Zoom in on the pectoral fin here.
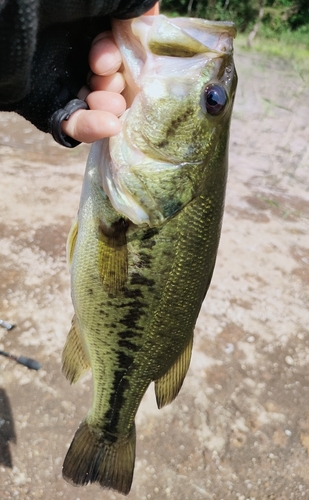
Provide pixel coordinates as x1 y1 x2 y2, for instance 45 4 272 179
62 315 90 384
98 218 129 294
66 219 78 267
154 335 193 409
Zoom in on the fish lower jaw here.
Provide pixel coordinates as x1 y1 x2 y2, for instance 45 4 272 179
104 176 151 225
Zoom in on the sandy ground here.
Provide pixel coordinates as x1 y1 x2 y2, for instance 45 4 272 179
0 46 308 500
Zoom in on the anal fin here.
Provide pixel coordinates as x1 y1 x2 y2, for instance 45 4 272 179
155 335 193 409
62 315 90 384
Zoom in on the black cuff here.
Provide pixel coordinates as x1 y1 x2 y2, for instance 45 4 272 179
50 98 89 148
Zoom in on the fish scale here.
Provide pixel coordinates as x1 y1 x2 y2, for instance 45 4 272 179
61 14 237 495
106 183 227 427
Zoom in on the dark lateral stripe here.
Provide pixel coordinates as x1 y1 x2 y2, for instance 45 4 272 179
106 369 131 433
130 273 155 287
118 330 140 339
102 227 158 435
138 252 152 268
117 351 134 369
119 312 145 325
117 299 146 333
118 340 140 351
141 227 158 240
116 299 144 310
123 288 144 299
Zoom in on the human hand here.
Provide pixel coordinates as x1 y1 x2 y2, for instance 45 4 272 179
61 32 126 144
61 2 159 145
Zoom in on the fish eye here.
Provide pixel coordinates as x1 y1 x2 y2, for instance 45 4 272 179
202 84 227 116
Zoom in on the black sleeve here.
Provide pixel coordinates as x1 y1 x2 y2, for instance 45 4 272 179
0 0 157 138
0 0 39 104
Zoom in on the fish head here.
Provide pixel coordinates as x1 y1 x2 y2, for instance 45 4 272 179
103 15 237 225
116 15 237 162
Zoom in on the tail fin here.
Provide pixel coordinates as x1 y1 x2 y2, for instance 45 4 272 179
62 420 136 495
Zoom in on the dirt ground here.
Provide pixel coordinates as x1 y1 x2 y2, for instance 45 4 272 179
0 46 308 500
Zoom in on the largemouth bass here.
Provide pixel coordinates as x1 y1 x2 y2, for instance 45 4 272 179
62 14 237 495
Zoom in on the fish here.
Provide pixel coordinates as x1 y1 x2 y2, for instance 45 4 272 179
61 14 237 495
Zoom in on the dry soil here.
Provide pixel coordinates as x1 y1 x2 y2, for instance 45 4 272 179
0 47 308 500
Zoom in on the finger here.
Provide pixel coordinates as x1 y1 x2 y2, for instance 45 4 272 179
145 3 160 15
89 34 122 76
77 85 91 100
62 91 126 143
62 109 122 143
89 72 125 93
85 91 126 116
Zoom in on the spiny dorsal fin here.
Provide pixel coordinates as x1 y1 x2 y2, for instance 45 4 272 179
66 218 78 267
62 315 90 384
97 218 129 294
154 335 193 409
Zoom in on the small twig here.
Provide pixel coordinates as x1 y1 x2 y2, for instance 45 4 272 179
247 0 265 48
187 0 194 15
0 319 16 331
0 350 42 370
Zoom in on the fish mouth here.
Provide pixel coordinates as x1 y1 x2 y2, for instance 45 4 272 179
112 15 237 107
132 16 236 58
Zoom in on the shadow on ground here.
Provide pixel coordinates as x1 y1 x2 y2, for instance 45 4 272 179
0 388 16 468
